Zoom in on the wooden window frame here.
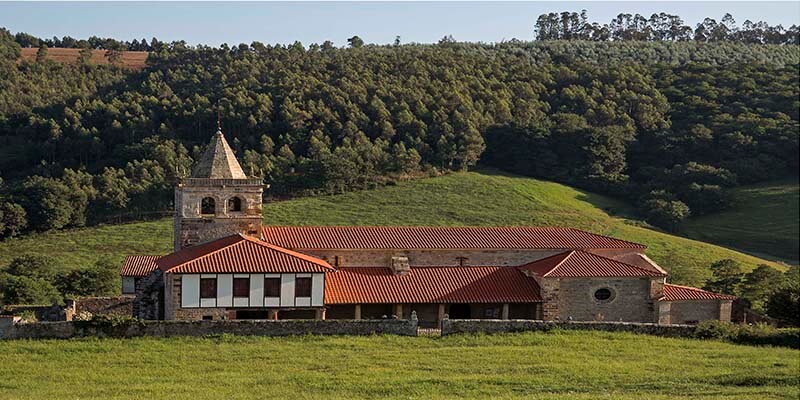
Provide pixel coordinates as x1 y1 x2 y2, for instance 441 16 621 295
233 277 250 298
200 277 217 299
264 277 281 298
295 277 312 298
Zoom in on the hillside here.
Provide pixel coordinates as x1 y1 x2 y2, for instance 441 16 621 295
0 331 796 399
18 47 148 68
682 179 799 264
0 171 782 287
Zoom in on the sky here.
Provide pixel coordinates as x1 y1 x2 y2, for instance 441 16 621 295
1 2 799 47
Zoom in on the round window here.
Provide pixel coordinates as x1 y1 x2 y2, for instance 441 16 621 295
594 288 613 301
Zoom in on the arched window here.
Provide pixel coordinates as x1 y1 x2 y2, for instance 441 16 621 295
228 197 242 212
200 197 216 215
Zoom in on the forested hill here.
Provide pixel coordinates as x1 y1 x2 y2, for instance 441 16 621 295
0 27 798 239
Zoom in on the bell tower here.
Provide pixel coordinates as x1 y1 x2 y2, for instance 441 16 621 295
173 127 264 250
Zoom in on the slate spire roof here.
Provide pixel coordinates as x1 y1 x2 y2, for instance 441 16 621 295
191 128 248 179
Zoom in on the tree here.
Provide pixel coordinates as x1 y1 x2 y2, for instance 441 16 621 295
5 254 60 282
0 275 62 305
35 44 48 62
764 268 799 326
741 264 786 310
0 202 27 237
105 48 123 65
704 259 744 295
641 198 690 232
347 36 364 48
77 46 93 65
57 259 118 297
17 176 76 231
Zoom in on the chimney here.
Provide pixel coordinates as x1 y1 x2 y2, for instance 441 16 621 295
390 256 410 276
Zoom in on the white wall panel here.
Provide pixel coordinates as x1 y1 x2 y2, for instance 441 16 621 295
311 273 324 306
295 297 311 307
200 298 216 308
217 274 233 307
249 273 264 307
233 297 249 307
181 274 200 308
281 274 295 307
265 297 280 307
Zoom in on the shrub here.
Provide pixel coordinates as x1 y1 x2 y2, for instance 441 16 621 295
694 320 800 349
641 197 690 232
1 275 62 305
57 259 119 297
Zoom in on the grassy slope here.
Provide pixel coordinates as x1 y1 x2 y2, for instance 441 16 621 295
0 171 782 287
0 331 796 400
682 179 799 264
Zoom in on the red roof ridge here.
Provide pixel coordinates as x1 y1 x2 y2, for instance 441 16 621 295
253 238 334 270
157 234 333 273
662 283 737 301
519 249 665 278
157 234 243 272
573 249 666 276
563 227 647 249
261 226 646 250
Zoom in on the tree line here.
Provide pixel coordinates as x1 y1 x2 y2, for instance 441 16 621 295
13 32 165 51
534 10 799 44
0 24 797 239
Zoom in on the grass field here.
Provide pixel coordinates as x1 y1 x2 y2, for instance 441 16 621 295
0 331 796 400
0 171 784 287
683 179 799 264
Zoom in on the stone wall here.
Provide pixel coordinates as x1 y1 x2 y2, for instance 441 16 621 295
669 300 732 324
133 270 163 320
1 305 64 321
550 277 657 323
441 319 696 337
68 297 134 320
1 318 418 340
174 180 263 250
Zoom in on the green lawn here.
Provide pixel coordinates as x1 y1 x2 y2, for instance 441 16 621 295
682 179 799 264
0 331 796 400
0 171 784 287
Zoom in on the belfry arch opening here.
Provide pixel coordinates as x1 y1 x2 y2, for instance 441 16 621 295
228 196 242 212
200 197 216 215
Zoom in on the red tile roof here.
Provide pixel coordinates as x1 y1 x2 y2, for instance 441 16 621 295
262 226 645 250
156 234 333 274
324 266 542 304
120 255 160 277
518 250 666 278
662 284 736 301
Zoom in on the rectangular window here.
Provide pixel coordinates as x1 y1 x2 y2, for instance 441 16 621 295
233 277 250 297
265 277 281 297
200 277 217 299
295 277 312 298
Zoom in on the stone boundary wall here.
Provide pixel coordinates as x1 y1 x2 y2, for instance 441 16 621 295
441 319 696 337
0 318 418 340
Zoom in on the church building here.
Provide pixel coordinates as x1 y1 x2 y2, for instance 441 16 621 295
121 129 735 326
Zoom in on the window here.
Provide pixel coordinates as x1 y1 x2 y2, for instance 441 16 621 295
593 288 613 302
265 277 281 297
200 277 217 299
233 277 250 297
295 277 312 297
201 197 216 215
228 197 242 212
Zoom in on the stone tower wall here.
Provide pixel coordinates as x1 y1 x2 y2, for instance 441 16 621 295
174 179 263 250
